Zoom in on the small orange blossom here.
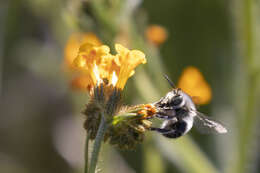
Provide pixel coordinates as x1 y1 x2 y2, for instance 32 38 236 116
177 66 212 105
145 25 168 46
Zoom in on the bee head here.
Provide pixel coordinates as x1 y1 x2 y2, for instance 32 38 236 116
159 75 186 109
170 88 185 108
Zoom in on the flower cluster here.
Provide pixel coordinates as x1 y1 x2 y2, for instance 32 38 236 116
73 43 146 93
73 43 154 149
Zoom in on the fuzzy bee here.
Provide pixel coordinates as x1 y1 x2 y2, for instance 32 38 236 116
151 75 227 138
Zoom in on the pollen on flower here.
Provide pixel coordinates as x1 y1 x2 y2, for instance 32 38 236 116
177 66 212 105
106 104 155 149
137 104 157 119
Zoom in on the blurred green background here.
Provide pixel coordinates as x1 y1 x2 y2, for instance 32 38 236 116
1 0 260 173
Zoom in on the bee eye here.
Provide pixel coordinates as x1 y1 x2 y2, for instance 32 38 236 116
172 96 183 106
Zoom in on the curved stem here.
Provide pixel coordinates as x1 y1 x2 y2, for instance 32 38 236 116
88 114 107 173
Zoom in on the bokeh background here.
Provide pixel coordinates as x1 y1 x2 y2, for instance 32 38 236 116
1 0 260 173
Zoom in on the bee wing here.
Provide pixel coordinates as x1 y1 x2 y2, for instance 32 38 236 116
193 111 227 134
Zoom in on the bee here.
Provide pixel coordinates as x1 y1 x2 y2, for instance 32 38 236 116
151 75 227 138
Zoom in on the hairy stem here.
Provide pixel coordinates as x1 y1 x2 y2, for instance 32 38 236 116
88 114 107 173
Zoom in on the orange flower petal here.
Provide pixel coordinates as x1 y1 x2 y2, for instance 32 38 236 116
177 66 212 105
145 25 168 46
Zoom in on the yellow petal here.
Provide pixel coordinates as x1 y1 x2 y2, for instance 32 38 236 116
115 44 129 57
73 55 86 68
130 50 146 64
78 43 95 53
115 44 146 89
64 32 102 69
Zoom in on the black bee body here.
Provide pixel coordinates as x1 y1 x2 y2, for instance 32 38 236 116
154 119 188 138
151 89 196 138
151 86 227 138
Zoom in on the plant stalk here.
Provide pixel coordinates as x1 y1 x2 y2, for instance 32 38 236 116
84 133 90 173
88 114 107 173
231 0 260 172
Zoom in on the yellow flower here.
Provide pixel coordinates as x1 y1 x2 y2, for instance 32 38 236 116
78 43 147 143
177 66 212 105
145 25 168 46
63 32 102 90
73 43 146 93
64 32 102 69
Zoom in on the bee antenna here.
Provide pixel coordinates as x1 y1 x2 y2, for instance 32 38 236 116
163 74 176 88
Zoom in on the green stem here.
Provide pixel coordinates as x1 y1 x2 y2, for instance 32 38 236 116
88 114 107 173
230 0 260 172
243 0 253 66
84 133 90 173
233 75 258 173
90 0 118 45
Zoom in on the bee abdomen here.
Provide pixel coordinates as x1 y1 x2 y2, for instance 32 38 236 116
162 131 184 138
163 121 187 138
151 121 188 139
